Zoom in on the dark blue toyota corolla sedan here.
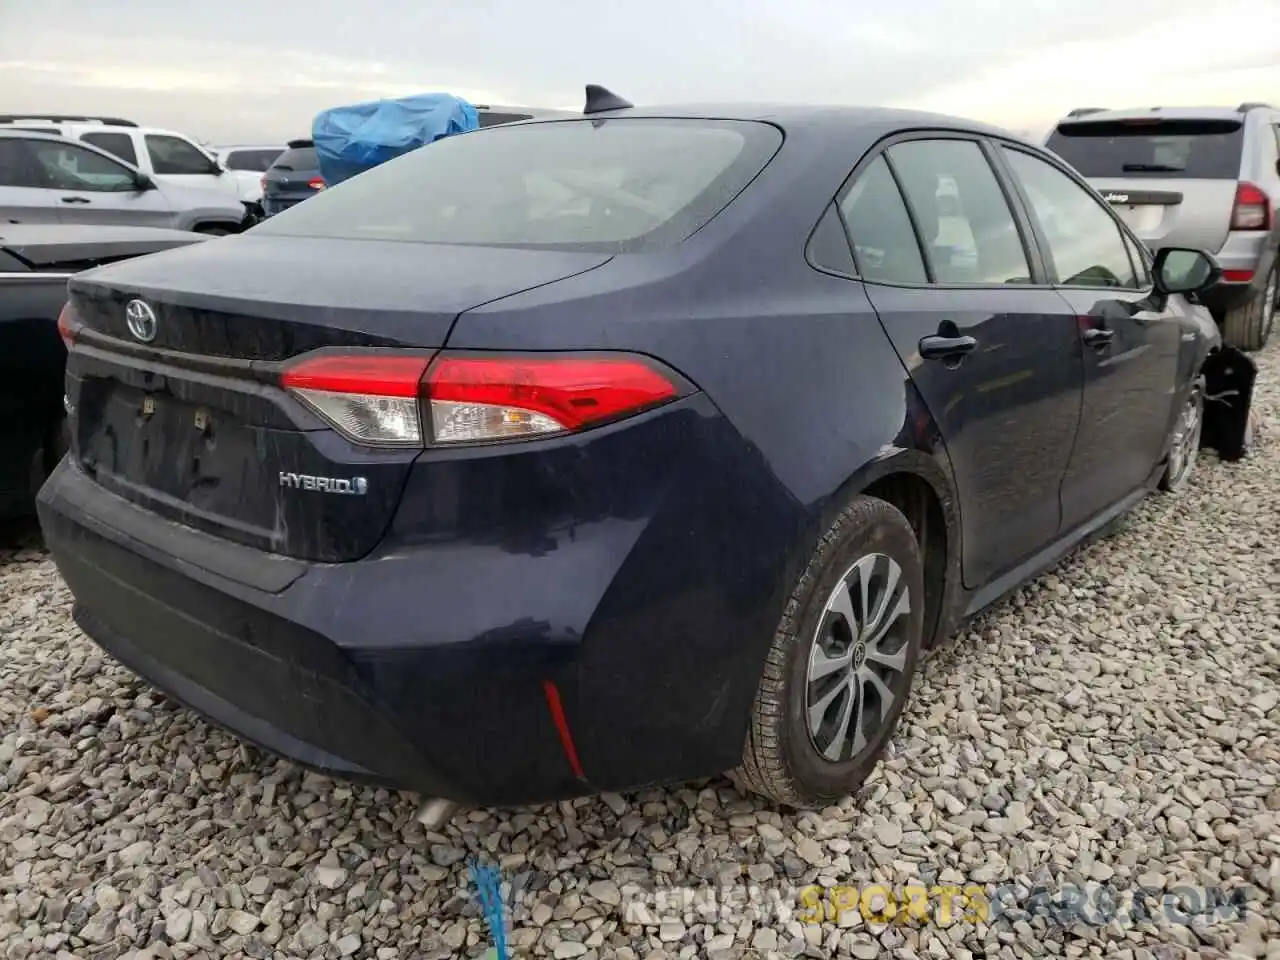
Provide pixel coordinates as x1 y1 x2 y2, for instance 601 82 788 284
39 89 1254 822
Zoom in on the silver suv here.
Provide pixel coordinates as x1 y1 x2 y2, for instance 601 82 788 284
1046 103 1279 350
0 131 249 235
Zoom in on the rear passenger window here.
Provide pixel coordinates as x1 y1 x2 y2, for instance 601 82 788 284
226 149 282 171
0 139 38 187
808 203 857 275
838 155 927 284
887 139 1032 285
80 132 138 166
1002 148 1139 289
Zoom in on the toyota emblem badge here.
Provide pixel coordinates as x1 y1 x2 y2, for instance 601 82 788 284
125 299 158 343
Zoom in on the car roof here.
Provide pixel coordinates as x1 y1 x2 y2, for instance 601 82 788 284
0 128 80 141
520 102 1030 143
0 224 207 268
1054 105 1264 125
480 104 579 117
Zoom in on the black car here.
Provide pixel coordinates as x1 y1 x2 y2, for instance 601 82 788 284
38 92 1255 823
0 224 206 520
261 140 322 217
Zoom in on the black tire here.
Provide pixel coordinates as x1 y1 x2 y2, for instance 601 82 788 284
1221 266 1276 352
736 495 925 807
1160 378 1204 493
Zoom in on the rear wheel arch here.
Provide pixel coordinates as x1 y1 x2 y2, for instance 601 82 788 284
804 452 961 651
861 469 954 650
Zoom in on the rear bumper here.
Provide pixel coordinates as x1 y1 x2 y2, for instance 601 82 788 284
37 394 803 805
40 461 573 803
262 195 309 217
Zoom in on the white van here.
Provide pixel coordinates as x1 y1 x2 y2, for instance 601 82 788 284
0 114 244 203
209 144 286 203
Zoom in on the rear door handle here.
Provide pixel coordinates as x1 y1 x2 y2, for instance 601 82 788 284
60 196 91 204
919 334 978 360
1082 327 1115 347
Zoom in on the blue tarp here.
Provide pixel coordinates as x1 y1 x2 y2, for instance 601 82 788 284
312 92 479 187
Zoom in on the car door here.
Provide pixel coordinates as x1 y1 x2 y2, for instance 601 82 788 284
144 133 235 197
997 145 1184 530
833 137 1084 589
24 138 177 228
0 139 62 225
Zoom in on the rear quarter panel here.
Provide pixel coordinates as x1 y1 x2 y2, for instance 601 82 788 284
444 188 961 784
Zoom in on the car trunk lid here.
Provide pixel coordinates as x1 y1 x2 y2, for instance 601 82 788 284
1046 116 1245 252
1085 177 1240 250
65 234 611 562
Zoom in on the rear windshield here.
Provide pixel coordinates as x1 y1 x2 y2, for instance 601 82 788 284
253 118 782 252
270 146 317 171
228 148 283 171
1046 118 1244 179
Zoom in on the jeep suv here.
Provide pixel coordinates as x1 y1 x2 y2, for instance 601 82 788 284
1046 103 1279 350
0 131 250 234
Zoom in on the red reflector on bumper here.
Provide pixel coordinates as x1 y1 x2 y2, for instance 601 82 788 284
542 680 586 779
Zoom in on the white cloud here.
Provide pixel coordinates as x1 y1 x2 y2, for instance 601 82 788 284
0 0 1275 141
900 0 1279 129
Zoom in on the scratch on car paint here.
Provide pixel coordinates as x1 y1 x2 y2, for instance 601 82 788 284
1098 344 1151 368
698 678 732 729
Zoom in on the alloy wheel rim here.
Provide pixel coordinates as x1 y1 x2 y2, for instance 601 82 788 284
1167 391 1202 490
1263 269 1277 344
805 553 912 762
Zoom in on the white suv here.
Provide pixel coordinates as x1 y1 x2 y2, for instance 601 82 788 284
0 114 245 204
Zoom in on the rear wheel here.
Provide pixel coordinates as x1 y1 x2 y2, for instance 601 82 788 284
736 495 925 807
1221 266 1276 352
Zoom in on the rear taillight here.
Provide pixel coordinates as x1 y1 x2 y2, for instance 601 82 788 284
308 177 325 191
281 354 430 447
424 354 680 444
260 173 267 194
1230 182 1270 231
57 301 80 348
280 351 683 447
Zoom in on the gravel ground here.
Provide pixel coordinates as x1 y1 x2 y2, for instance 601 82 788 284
3 343 1279 960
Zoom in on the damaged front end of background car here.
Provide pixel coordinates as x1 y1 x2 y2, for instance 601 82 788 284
1200 345 1258 462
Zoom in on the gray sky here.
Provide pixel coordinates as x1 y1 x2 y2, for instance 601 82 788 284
2 0 1277 144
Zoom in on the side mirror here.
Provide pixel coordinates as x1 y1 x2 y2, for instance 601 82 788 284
1152 247 1221 296
134 173 157 191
